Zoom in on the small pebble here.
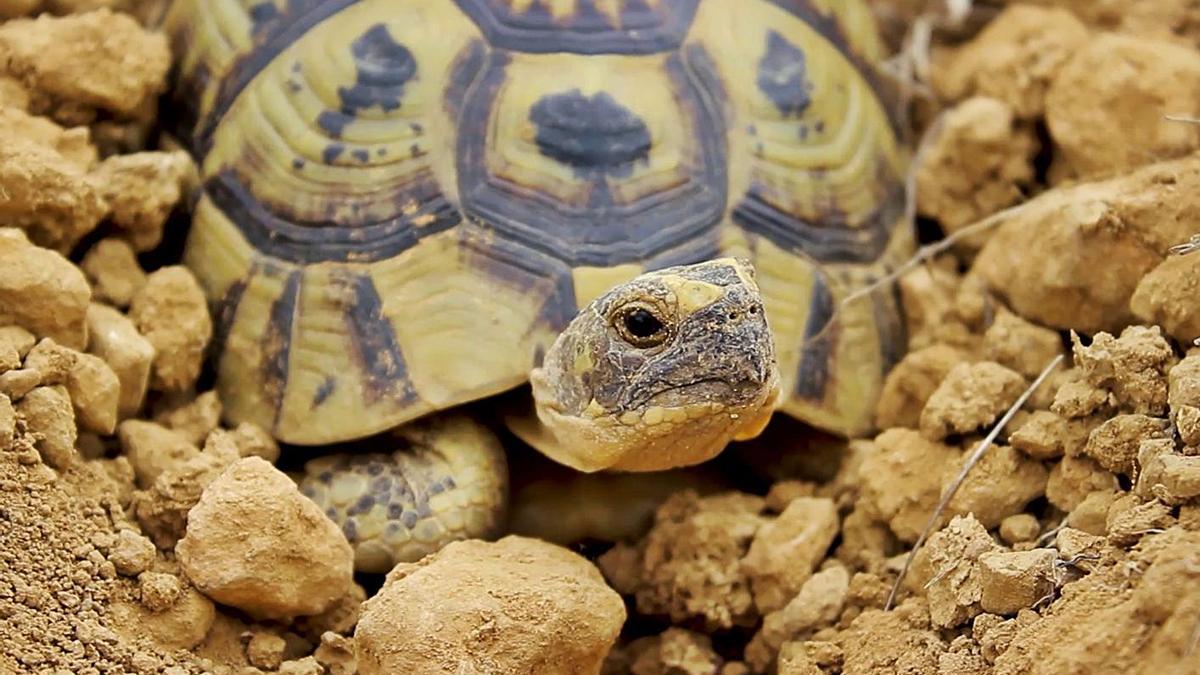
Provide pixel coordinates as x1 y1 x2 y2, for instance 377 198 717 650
153 390 221 446
0 367 41 400
17 385 77 469
22 337 76 385
66 351 120 434
978 549 1059 615
0 233 91 349
138 572 181 613
999 514 1041 545
118 419 200 488
80 238 147 308
86 303 154 417
0 393 12 450
108 529 155 577
128 266 212 393
247 632 287 671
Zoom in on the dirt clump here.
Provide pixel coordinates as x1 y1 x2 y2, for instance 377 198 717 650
1132 252 1200 344
177 456 356 620
1046 33 1200 182
933 4 1090 119
0 8 169 120
128 265 211 394
356 536 625 675
916 97 1036 238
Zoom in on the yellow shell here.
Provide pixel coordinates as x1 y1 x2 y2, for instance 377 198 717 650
164 0 912 446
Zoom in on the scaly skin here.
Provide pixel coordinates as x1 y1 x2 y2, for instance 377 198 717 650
516 258 781 472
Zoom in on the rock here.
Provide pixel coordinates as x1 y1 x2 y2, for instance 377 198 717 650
131 435 239 549
153 390 221 446
983 309 1064 381
108 529 155 576
0 233 90 349
0 134 106 252
0 326 35 371
925 515 1000 629
1054 528 1105 566
932 4 1090 118
999 514 1040 545
314 632 357 675
839 603 945 674
1178 406 1200 448
1072 327 1176 416
1009 410 1094 461
86 302 154 417
920 362 1027 441
229 421 280 463
247 632 287 671
860 428 959 542
295 584 366 643
776 643 826 675
1046 455 1118 512
1106 498 1175 546
1083 414 1170 477
947 446 1048 530
1051 379 1112 419
1066 490 1117 537
138 571 182 613
128 266 212 393
80 238 146 308
17 385 77 469
23 337 76 384
896 262 978 353
973 156 1200 334
1130 250 1200 345
597 492 765 630
875 345 968 430
0 106 96 170
745 565 849 672
0 9 171 117
0 393 12 451
0 367 39 400
91 151 195 251
356 536 625 675
629 629 723 675
742 497 839 613
279 657 323 675
176 457 354 620
1136 438 1200 505
916 97 1036 237
978 549 1058 615
66 351 120 434
1169 354 1200 445
118 419 200 488
1046 33 1200 181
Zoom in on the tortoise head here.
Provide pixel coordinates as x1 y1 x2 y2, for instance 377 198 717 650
523 258 781 472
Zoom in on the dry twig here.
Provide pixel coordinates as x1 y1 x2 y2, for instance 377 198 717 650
885 353 1065 610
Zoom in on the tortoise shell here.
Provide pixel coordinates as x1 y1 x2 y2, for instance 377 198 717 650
163 0 913 445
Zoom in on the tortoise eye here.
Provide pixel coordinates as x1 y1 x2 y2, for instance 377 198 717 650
616 306 668 348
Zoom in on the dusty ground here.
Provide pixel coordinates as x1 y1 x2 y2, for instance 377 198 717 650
1 1 1199 674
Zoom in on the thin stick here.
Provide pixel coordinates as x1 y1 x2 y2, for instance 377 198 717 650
1165 114 1200 124
885 354 1065 611
1170 234 1200 256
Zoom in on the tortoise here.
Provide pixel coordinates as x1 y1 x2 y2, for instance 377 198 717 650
160 0 912 572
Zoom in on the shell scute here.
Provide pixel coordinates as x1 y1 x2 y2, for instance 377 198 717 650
169 0 912 442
